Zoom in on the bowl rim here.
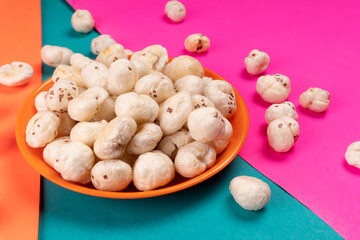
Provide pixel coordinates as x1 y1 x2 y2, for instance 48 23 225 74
15 66 249 199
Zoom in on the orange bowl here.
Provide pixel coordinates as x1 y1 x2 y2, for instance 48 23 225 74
15 67 249 199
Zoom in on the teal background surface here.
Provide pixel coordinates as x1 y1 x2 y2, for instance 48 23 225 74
39 1 342 239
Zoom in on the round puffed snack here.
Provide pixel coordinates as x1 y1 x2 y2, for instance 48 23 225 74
70 53 92 72
256 74 291 104
41 45 73 68
91 160 132 191
163 55 204 81
107 58 137 95
91 34 116 55
91 96 116 122
175 141 216 178
81 61 109 89
244 49 270 75
191 94 215 110
130 60 149 79
267 117 300 152
184 34 210 53
133 151 175 191
174 75 205 95
67 87 108 121
142 45 169 72
53 141 95 184
265 101 298 124
345 141 360 169
204 80 237 118
127 123 163 155
70 120 107 147
299 87 330 113
230 176 271 211
43 136 71 168
115 92 159 124
93 116 137 160
26 110 60 148
158 92 193 135
52 64 86 88
158 128 193 159
0 61 33 87
210 117 233 154
34 91 48 112
57 112 77 137
45 79 79 113
134 72 174 103
71 9 95 33
96 43 127 68
165 0 186 22
187 107 226 143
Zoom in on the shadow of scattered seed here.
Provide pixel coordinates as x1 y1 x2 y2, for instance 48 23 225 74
162 15 184 25
252 92 271 108
297 104 328 119
226 196 265 222
240 68 258 81
343 160 360 176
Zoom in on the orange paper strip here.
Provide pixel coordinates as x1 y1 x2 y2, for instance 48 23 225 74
0 0 42 239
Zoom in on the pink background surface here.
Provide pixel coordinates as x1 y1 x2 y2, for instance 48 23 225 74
68 0 360 238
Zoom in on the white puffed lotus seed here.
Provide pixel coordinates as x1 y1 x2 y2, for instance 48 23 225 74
134 72 174 103
96 43 127 68
174 75 205 95
267 117 300 152
91 34 116 55
107 58 137 95
191 94 215 110
43 136 71 168
256 74 291 104
265 101 298 124
115 92 159 124
204 80 237 118
26 110 60 148
70 53 92 72
91 96 116 122
133 151 175 191
57 112 77 137
127 123 163 155
67 87 108 121
165 0 186 22
70 120 107 147
93 116 137 160
0 61 33 87
130 60 149 79
158 92 193 135
230 176 271 211
71 9 95 33
53 141 95 184
210 117 233 154
244 49 270 75
91 160 132 191
345 141 360 169
299 87 330 113
174 141 216 178
187 107 226 143
41 45 73 68
81 61 109 89
52 64 86 88
131 50 158 72
35 91 48 112
158 128 193 159
164 55 204 81
45 79 79 113
142 45 168 72
202 76 213 85
184 34 210 53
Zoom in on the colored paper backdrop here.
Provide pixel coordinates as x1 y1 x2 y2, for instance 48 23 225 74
0 0 42 239
67 0 360 239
